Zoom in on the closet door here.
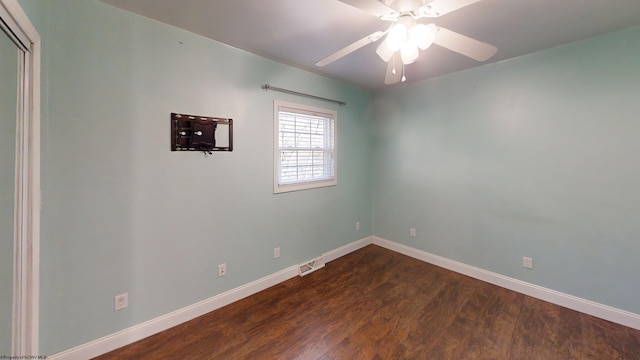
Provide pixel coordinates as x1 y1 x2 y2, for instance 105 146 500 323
0 0 40 355
0 20 19 355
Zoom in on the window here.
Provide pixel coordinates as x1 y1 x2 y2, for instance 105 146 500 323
274 101 337 193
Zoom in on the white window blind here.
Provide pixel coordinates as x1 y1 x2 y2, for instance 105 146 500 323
274 101 337 193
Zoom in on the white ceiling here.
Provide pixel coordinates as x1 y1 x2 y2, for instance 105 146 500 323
100 0 640 90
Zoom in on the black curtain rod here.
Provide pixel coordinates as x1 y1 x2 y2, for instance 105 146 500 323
262 84 346 106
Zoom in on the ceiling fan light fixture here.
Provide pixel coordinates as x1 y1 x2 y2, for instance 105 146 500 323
316 0 497 86
386 23 407 52
400 39 419 64
410 23 437 50
376 39 395 62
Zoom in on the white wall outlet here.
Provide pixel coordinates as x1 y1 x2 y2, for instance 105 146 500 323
218 263 227 277
523 256 534 269
410 227 416 237
114 293 128 311
274 247 280 259
355 221 360 231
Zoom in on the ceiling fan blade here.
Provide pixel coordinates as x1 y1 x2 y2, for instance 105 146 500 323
316 31 385 67
433 26 497 61
384 52 403 84
338 0 397 18
422 0 483 17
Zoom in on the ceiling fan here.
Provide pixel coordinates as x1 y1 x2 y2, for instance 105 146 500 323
315 0 497 84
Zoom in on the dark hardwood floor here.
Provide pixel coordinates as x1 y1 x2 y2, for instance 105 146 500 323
95 245 640 359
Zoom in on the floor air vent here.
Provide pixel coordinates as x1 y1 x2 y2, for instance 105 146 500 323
298 256 325 277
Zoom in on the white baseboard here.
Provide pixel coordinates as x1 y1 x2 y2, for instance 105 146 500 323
372 236 640 331
48 236 373 360
322 236 372 263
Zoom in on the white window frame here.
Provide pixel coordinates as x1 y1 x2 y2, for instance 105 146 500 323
273 100 337 193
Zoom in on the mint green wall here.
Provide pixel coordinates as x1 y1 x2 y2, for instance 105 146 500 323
34 0 371 354
0 26 19 355
372 26 640 315
15 0 44 34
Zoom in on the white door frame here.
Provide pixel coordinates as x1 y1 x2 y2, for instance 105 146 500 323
0 0 40 356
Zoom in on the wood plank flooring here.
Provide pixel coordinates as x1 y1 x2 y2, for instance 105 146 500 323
95 245 640 359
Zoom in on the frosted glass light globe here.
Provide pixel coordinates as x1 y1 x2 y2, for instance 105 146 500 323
410 23 437 50
386 23 407 52
376 39 395 62
400 38 419 64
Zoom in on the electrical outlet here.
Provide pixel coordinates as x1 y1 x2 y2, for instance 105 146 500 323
355 221 360 231
114 293 128 311
218 263 227 277
410 228 416 237
522 257 533 269
274 247 280 259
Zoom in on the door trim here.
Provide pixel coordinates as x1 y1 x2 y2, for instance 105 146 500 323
0 0 40 356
